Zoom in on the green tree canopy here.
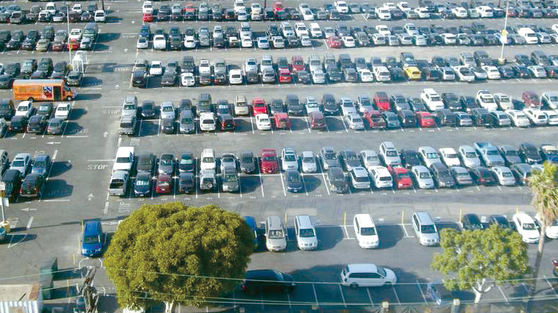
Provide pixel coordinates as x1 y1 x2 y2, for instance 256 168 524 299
104 202 254 312
432 224 530 303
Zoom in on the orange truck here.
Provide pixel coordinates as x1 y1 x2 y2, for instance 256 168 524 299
12 79 77 101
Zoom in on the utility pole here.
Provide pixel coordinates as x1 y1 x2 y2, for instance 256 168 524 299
498 0 510 64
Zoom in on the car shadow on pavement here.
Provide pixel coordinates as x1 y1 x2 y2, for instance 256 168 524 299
55 267 88 281
49 161 72 177
315 226 344 250
376 224 404 249
240 176 261 194
3 233 36 244
63 122 84 135
42 179 74 200
302 175 322 192
138 121 159 137
69 108 87 121
81 76 103 88
76 93 102 101
97 32 120 43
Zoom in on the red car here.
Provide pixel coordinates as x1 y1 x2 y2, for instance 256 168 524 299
273 1 284 13
363 110 386 129
155 174 172 194
388 167 413 189
278 68 292 83
51 41 65 52
373 92 391 111
260 149 278 174
66 39 80 51
416 112 436 127
142 12 153 22
326 36 342 48
273 112 291 129
308 111 326 129
251 97 268 115
522 91 540 107
291 55 305 72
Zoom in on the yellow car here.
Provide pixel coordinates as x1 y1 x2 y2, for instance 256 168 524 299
404 66 422 80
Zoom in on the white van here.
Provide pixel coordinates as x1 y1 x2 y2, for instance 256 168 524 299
368 166 393 188
412 212 439 246
340 264 397 288
518 28 538 44
113 147 135 173
420 88 445 111
294 215 318 250
200 149 216 171
265 216 287 251
45 2 56 14
309 23 322 38
475 6 493 17
353 214 379 248
349 167 371 190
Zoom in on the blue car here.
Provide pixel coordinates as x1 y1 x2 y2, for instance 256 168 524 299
81 219 104 257
31 154 52 177
244 216 260 251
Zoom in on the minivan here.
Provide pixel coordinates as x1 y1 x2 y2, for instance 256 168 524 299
81 219 104 257
294 215 318 250
412 212 439 246
340 263 397 288
1 169 22 201
234 95 249 116
82 22 98 40
265 216 287 251
353 214 379 248
179 110 195 134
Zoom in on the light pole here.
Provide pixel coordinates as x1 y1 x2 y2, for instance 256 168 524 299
67 6 72 67
498 0 510 64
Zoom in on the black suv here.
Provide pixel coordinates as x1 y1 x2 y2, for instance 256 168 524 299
241 270 295 294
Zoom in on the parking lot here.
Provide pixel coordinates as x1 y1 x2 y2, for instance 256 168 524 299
1 0 558 311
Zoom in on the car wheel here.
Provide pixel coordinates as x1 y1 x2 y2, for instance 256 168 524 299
350 283 358 289
384 282 392 287
28 97 34 101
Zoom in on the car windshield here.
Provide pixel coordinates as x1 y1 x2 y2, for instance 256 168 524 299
284 154 296 161
324 152 335 160
303 157 313 163
83 235 100 244
419 172 431 179
545 149 558 155
224 174 238 181
522 223 536 230
345 154 358 161
158 179 170 186
269 229 284 239
17 106 28 112
161 159 172 165
487 150 498 156
12 160 24 167
202 157 214 163
263 156 276 161
361 227 376 236
136 179 150 186
299 228 314 237
465 152 476 158
139 158 152 165
421 225 436 233
398 172 410 179
34 161 46 168
426 153 438 159
386 151 397 157
288 173 300 182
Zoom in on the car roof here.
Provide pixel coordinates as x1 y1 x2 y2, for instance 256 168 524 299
346 263 378 273
83 219 102 236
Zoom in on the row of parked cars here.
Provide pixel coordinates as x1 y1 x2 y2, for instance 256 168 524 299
0 23 99 52
109 137 552 200
117 87 558 137
140 0 558 23
0 58 83 89
0 3 106 24
0 150 54 201
240 209 551 304
132 50 558 89
0 100 71 136
135 20 558 51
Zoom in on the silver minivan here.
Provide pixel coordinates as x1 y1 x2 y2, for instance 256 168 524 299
121 95 138 118
179 110 195 134
265 216 287 252
294 215 318 250
412 212 439 246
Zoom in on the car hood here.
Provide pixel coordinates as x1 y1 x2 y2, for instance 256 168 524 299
134 183 150 194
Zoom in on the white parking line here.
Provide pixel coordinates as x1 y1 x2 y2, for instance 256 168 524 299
338 285 347 308
498 285 509 303
341 223 352 239
301 174 309 196
391 285 401 305
279 171 287 197
417 280 428 304
258 172 265 197
544 276 558 299
312 284 320 307
26 217 34 230
366 288 374 306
